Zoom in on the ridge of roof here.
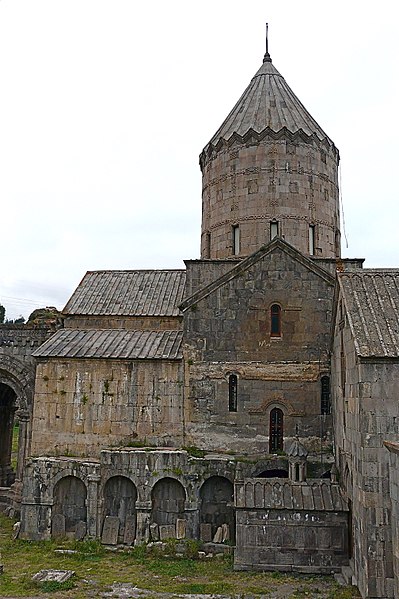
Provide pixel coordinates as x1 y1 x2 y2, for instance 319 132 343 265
179 238 335 312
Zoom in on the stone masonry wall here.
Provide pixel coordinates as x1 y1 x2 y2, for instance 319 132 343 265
201 137 340 259
30 358 184 458
384 442 399 599
183 246 334 454
332 302 398 598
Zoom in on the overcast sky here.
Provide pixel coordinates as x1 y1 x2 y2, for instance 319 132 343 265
0 1 397 320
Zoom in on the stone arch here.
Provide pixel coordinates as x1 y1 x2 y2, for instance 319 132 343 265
0 355 35 414
103 476 137 544
199 476 235 542
151 477 186 530
52 475 87 537
252 457 288 479
255 468 288 479
0 356 35 487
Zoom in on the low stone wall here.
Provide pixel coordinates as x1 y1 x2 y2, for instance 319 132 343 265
234 479 349 574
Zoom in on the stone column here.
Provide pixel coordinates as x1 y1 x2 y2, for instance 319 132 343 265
86 473 101 538
11 410 30 516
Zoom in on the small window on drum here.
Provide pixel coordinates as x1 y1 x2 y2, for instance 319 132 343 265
228 374 238 412
270 304 281 337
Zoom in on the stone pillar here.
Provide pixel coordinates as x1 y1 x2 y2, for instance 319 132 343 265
86 474 101 538
10 411 31 516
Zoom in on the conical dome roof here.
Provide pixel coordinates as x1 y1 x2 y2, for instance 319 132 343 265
205 54 334 152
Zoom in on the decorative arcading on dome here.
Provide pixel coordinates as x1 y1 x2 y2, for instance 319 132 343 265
200 57 338 167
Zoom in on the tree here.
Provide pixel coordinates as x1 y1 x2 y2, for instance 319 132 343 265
0 304 5 324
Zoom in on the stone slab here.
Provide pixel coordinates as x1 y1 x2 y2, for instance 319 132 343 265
32 569 75 583
200 523 212 542
123 515 136 545
159 524 176 540
176 518 186 540
101 516 119 545
51 514 65 539
75 520 86 541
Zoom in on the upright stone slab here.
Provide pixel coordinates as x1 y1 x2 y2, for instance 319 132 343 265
75 520 87 541
149 522 160 541
176 519 186 540
51 514 66 539
159 524 176 540
200 523 212 542
213 526 223 543
222 523 230 542
101 516 119 545
123 516 136 545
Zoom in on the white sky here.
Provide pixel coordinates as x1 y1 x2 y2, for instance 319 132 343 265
0 1 398 320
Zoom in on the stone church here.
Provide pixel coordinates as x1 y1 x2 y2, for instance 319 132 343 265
0 36 398 599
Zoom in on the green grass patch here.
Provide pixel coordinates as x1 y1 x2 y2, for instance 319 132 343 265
0 513 361 598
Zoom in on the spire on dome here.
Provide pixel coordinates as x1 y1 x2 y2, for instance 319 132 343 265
263 22 272 63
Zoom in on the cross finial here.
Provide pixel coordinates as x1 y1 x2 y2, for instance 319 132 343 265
263 22 272 63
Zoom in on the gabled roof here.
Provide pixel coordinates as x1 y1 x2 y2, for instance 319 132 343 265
63 270 186 317
179 238 335 312
339 270 399 359
202 54 336 158
32 329 183 360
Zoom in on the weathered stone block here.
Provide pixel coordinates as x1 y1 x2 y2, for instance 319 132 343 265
101 516 119 545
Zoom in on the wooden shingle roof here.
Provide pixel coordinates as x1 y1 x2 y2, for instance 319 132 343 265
63 270 186 317
339 270 399 358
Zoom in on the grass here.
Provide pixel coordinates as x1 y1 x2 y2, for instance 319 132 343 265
0 513 361 598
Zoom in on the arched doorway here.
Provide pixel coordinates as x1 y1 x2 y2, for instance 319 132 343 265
0 382 17 486
200 476 235 542
103 476 137 544
269 407 284 452
53 476 87 537
151 477 185 530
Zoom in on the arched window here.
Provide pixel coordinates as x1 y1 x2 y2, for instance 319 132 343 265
269 408 284 453
228 374 238 412
270 304 281 337
321 376 331 415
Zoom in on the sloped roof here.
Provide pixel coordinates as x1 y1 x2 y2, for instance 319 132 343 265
339 270 399 358
236 480 347 511
179 237 335 312
203 54 335 155
63 270 186 317
32 329 183 360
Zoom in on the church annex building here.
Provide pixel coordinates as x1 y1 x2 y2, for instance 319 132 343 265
1 37 399 599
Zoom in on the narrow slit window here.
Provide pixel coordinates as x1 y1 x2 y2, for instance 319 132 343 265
321 376 331 415
206 232 211 259
309 224 315 255
232 225 240 255
270 221 279 240
270 304 281 337
228 374 238 412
